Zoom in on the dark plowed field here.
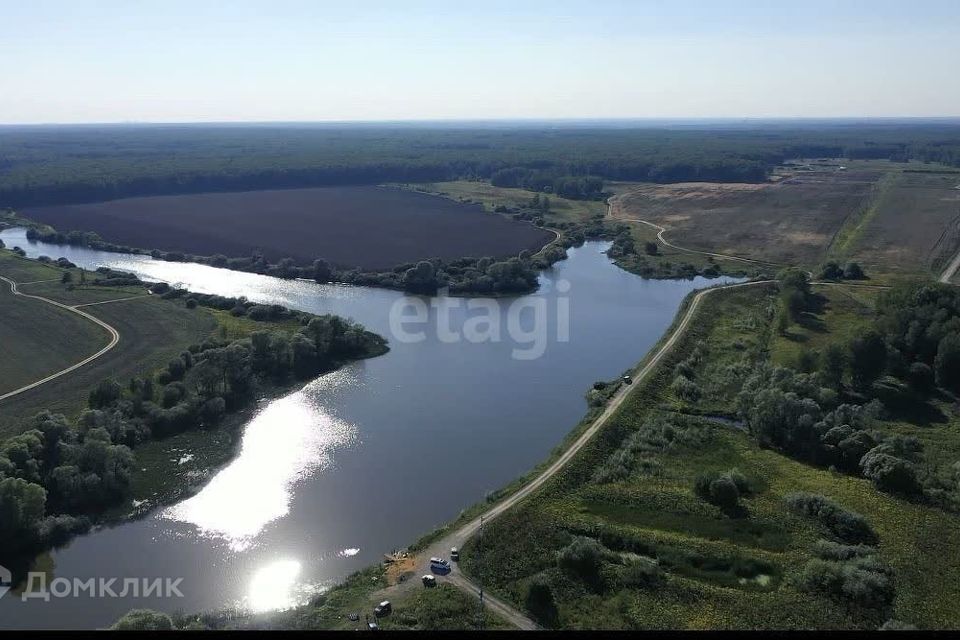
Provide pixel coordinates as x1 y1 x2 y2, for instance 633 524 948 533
23 186 553 269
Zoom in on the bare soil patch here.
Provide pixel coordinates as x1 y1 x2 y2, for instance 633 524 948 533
23 186 554 270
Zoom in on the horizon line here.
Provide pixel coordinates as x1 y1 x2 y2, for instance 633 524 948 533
2 116 960 128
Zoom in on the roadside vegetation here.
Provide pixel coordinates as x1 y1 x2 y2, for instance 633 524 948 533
457 278 960 629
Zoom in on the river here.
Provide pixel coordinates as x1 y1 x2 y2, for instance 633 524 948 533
0 228 739 629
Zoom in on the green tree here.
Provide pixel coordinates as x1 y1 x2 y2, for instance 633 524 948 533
935 333 960 394
849 331 886 390
842 262 865 280
524 575 558 625
0 477 46 548
557 536 605 586
821 344 847 390
112 609 174 631
312 259 332 283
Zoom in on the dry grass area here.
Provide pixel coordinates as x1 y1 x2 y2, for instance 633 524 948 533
611 160 960 278
610 165 881 268
843 170 960 276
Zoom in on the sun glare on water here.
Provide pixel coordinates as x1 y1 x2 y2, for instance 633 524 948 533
163 371 357 550
247 559 304 613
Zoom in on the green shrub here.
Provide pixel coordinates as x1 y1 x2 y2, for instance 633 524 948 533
112 609 174 630
784 492 878 545
621 558 665 589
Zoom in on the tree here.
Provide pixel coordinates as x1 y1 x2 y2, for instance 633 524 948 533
524 575 557 625
821 344 848 390
403 261 439 294
849 331 886 390
112 609 174 631
0 477 46 548
644 241 658 256
776 307 791 335
819 262 844 280
88 379 122 409
60 271 73 284
906 362 934 395
843 262 865 280
694 471 743 512
934 333 960 394
860 449 921 496
312 259 332 283
778 267 811 296
557 536 605 586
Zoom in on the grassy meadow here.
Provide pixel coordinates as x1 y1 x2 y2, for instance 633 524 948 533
0 249 217 437
457 283 960 629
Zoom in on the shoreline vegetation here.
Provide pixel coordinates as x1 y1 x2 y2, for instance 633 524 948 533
156 270 960 630
0 250 389 581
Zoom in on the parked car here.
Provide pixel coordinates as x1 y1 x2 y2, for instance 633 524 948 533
367 621 379 631
622 375 633 384
422 574 437 587
374 600 391 616
430 557 451 573
450 547 460 562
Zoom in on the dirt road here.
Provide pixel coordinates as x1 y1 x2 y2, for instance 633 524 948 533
375 278 774 629
0 275 121 402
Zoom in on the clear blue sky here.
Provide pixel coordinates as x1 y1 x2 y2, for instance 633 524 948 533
1 0 957 123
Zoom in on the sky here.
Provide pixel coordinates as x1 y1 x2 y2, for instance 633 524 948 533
1 0 958 123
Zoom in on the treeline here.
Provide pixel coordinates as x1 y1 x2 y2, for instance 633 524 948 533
491 168 605 200
0 300 386 568
3 123 960 207
737 274 960 512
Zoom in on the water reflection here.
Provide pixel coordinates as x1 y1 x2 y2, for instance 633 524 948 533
0 227 744 629
163 370 358 550
247 559 303 613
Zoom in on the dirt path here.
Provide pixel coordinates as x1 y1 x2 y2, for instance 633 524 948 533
0 275 122 403
606 194 780 268
375 278 774 629
939 248 960 284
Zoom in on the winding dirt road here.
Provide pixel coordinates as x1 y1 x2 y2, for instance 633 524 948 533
0 275 121 402
377 278 774 629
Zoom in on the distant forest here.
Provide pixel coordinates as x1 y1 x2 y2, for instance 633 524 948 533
1 122 959 207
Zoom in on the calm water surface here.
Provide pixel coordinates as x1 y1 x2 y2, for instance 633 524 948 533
0 228 739 629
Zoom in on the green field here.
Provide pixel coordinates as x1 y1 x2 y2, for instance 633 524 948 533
457 284 960 629
406 180 608 225
0 249 217 437
0 276 108 396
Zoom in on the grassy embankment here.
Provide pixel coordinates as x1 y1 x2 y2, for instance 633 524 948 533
456 283 960 629
0 249 216 438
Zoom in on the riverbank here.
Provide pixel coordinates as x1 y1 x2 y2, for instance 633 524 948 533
0 250 389 581
154 278 757 630
0 230 741 630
